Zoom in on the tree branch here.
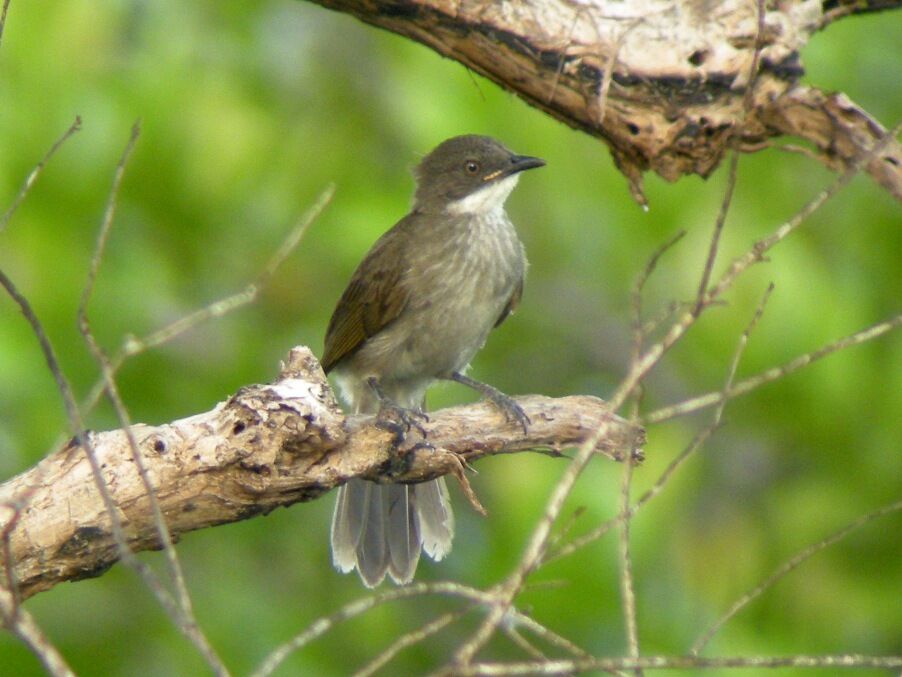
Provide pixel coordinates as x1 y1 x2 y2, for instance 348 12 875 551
0 347 643 602
305 0 901 203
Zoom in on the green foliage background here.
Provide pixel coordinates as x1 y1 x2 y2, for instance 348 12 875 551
1 0 899 674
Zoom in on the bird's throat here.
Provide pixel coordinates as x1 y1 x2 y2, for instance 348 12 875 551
444 173 521 216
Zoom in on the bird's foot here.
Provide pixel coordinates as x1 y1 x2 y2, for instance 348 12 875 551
449 372 530 434
484 389 530 434
375 401 429 447
366 376 430 445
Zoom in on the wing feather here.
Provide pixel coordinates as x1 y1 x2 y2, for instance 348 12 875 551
493 275 524 328
322 218 412 373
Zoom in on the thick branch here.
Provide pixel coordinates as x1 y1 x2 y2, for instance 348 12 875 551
0 347 643 602
306 0 901 202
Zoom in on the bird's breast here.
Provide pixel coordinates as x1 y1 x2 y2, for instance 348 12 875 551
357 210 525 382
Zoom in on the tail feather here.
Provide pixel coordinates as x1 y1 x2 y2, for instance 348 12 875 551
330 477 453 586
356 482 389 587
330 481 361 573
387 484 420 584
415 478 454 561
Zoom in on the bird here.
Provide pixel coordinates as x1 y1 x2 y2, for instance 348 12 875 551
322 134 545 587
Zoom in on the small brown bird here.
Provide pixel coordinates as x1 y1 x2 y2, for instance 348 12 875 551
323 135 545 587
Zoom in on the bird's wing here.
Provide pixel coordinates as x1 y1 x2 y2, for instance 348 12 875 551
322 221 411 373
493 275 524 328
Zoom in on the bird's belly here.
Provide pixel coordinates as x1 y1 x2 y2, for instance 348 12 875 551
368 288 508 380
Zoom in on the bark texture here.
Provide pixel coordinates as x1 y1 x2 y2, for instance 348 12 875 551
0 347 643 601
307 0 901 203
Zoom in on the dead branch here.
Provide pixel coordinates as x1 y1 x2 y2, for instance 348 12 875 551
307 0 901 203
459 654 902 674
0 346 643 602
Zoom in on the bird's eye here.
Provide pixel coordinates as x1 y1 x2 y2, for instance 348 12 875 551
464 160 480 174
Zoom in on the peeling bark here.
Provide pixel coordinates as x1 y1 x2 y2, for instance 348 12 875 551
306 0 901 203
0 347 643 601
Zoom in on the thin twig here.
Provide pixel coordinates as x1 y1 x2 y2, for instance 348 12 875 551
695 0 765 316
616 451 640 675
1 591 74 677
0 268 187 657
546 9 581 105
252 582 494 677
0 117 82 233
355 610 469 677
691 498 902 654
706 121 901 304
643 312 902 424
0 128 234 676
450 405 627 668
79 183 335 415
692 151 738 316
709 282 773 424
631 229 687 347
75 124 229 675
504 625 547 661
0 0 13 54
514 614 591 661
618 231 686 674
446 121 889 663
459 653 902 674
611 120 902 417
547 285 775 568
596 20 641 126
543 422 719 565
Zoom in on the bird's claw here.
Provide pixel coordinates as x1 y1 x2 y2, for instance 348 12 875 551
488 392 530 434
375 403 429 446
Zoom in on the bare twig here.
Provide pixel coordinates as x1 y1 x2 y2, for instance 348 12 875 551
546 423 714 566
1 590 73 677
449 395 635 668
504 625 547 661
460 653 902 674
691 0 765 316
617 229 687 673
356 609 469 677
691 499 902 654
0 267 187 662
513 614 591 662
692 151 738 316
616 452 640 676
252 582 493 677
0 0 13 54
707 121 901 304
547 285 775 568
448 120 892 665
612 121 901 415
80 183 335 415
75 124 228 676
644 312 902 424
0 117 82 233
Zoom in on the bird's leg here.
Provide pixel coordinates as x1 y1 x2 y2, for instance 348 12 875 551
448 371 530 433
366 377 429 445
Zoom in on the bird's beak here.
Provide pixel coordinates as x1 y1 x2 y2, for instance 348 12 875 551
509 154 546 173
484 154 546 182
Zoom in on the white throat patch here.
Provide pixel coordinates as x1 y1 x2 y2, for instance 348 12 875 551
445 173 521 216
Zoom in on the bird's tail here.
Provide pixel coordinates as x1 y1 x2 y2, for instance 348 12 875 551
330 477 454 587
